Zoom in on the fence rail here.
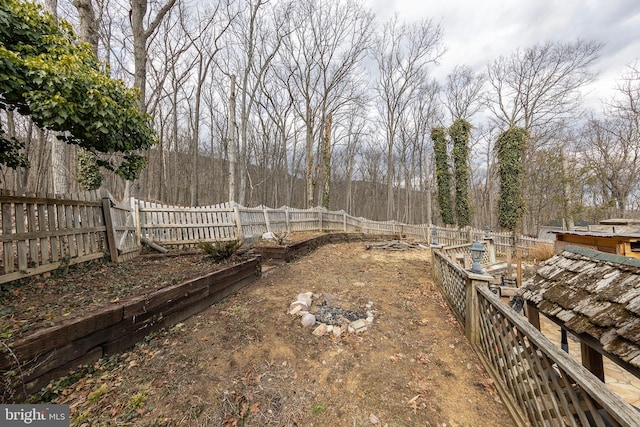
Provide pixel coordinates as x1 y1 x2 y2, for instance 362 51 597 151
432 246 640 426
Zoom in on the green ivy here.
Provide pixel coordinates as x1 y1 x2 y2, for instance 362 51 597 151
0 0 157 179
495 127 528 231
77 149 103 190
431 127 454 225
449 119 471 227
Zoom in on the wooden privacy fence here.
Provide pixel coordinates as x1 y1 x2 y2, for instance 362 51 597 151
0 191 553 284
432 248 640 426
136 201 426 247
0 191 137 284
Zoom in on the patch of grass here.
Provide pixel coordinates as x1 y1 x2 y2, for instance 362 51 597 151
127 390 148 410
88 383 108 402
311 401 327 415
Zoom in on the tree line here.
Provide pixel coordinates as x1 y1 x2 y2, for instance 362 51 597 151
1 0 639 236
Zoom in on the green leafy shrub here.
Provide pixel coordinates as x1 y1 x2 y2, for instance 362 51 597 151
198 240 242 263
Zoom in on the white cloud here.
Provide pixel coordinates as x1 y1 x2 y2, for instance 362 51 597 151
364 0 640 109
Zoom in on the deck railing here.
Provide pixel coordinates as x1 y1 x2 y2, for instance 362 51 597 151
432 246 640 426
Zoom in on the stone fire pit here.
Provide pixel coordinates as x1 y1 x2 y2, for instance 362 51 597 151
288 292 374 337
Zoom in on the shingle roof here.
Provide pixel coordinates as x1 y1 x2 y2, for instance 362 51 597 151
553 230 640 238
521 245 640 371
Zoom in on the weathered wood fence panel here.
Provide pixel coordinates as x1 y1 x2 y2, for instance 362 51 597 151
263 208 288 234
0 191 107 284
137 201 237 246
322 210 346 232
287 207 321 232
236 207 268 240
107 198 140 262
360 219 397 235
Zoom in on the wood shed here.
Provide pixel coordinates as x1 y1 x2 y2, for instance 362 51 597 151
521 245 640 382
554 230 640 258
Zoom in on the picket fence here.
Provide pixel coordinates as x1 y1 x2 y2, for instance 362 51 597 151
0 192 552 284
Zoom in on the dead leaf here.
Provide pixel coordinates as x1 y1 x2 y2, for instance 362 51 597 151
223 414 238 427
407 395 420 414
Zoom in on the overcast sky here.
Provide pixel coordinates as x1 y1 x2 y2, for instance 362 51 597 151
364 0 640 108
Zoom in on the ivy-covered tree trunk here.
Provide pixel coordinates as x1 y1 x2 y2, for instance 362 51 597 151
431 127 454 225
495 127 528 231
449 118 471 227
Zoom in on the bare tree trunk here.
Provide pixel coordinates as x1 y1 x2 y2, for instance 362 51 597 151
305 102 314 208
72 0 99 55
561 147 575 230
424 152 432 226
43 0 68 195
386 141 394 220
228 74 237 203
130 0 177 112
189 56 205 207
129 0 177 200
322 114 332 209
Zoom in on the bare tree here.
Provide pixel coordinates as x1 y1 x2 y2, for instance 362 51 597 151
182 3 234 206
444 64 485 121
578 67 640 217
257 65 300 207
228 74 238 203
486 39 603 232
486 40 603 140
281 0 374 208
227 0 292 206
373 15 444 220
397 80 441 223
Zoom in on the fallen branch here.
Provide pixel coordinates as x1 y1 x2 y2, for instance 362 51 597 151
365 240 427 251
141 237 169 253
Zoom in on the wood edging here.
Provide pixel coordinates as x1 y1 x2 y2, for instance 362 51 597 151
252 232 398 262
1 256 261 402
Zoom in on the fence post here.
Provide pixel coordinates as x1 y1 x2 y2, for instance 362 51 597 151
233 206 244 241
285 207 290 233
343 211 347 231
484 237 496 264
465 274 492 344
102 197 119 263
132 198 141 246
263 208 271 233
465 278 479 344
318 208 323 232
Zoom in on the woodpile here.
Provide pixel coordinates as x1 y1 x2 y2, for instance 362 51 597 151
365 240 428 251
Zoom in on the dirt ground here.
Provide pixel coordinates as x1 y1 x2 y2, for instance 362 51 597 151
20 239 512 426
